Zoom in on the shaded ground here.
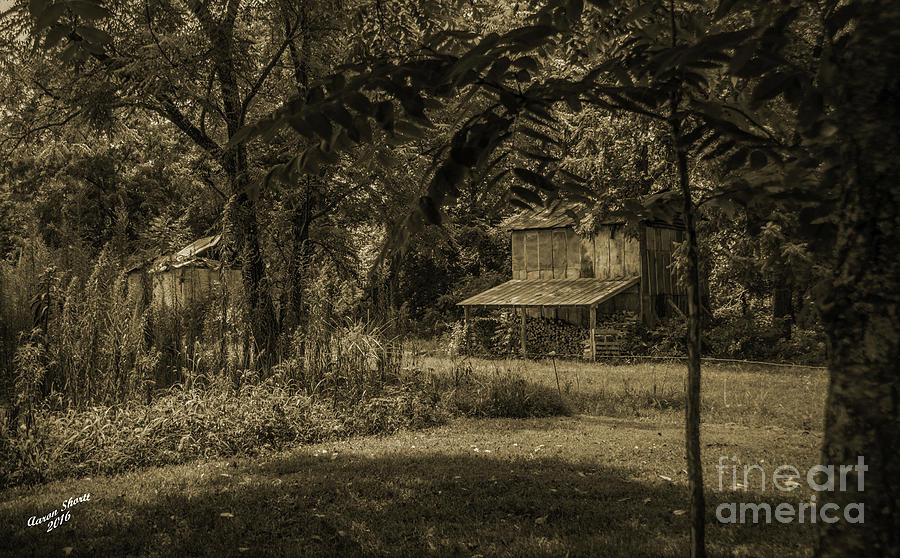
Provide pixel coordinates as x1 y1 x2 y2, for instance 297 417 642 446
0 415 821 557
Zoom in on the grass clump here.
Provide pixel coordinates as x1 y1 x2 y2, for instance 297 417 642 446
436 371 571 419
418 355 827 429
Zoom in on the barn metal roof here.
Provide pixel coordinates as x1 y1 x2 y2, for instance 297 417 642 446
457 276 639 307
503 201 582 230
502 199 688 232
123 235 235 274
175 235 222 258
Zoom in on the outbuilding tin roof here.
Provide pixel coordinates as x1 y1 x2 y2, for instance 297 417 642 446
457 276 639 307
502 201 582 230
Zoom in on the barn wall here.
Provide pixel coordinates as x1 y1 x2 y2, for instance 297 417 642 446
640 224 687 323
589 225 641 279
511 227 582 280
596 284 640 315
148 266 242 310
509 222 682 327
526 306 589 327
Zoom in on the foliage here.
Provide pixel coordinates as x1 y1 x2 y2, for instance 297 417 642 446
0 354 578 488
450 315 517 357
0 375 447 488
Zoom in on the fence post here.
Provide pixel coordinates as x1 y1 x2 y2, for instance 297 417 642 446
463 306 470 353
590 305 597 362
520 307 527 357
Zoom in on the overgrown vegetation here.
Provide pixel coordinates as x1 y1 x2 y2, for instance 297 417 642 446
0 355 572 488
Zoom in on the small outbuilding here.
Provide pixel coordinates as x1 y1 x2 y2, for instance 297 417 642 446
126 235 241 310
458 202 686 359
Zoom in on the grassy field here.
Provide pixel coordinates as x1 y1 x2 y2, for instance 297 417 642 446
415 355 827 431
0 359 828 557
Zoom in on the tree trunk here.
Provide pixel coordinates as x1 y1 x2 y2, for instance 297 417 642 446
231 191 279 364
285 179 313 334
817 160 900 556
671 94 706 558
195 0 280 363
816 2 900 554
773 267 794 340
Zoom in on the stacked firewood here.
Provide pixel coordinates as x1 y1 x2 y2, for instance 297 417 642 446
524 317 585 357
456 312 642 358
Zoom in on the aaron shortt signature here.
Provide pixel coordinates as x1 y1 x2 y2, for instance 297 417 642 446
26 493 91 533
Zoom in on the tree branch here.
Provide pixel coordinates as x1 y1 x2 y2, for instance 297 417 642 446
0 110 83 153
151 96 223 158
240 14 300 117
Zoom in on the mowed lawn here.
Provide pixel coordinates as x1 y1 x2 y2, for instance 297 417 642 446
0 361 827 557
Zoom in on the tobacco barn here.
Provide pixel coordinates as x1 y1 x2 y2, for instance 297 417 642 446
458 203 686 359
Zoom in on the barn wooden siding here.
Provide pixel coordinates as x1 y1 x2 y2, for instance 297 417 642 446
128 267 241 310
511 228 581 279
511 225 641 281
153 267 242 309
511 225 643 324
640 224 687 320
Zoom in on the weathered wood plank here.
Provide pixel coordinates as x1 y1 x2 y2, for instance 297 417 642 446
553 229 567 278
567 228 581 275
580 235 594 278
539 229 552 278
624 235 640 275
593 229 605 279
608 227 622 277
525 230 538 272
512 230 525 273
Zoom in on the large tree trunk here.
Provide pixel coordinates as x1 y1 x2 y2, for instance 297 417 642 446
817 153 900 556
816 1 900 555
231 191 279 363
196 0 280 363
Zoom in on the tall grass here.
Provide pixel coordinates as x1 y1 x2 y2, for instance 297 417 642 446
297 318 403 400
0 237 254 417
0 363 571 487
0 374 451 487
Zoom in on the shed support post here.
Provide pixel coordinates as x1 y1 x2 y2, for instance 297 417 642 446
589 305 597 361
520 307 527 357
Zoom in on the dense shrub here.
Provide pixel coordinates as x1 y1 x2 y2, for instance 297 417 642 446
0 364 572 488
449 315 517 357
635 313 826 364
